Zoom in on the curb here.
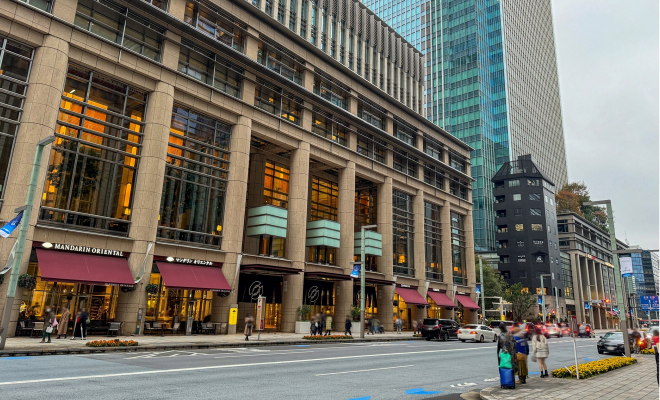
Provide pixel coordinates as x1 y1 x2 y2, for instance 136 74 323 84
0 336 423 357
479 386 497 400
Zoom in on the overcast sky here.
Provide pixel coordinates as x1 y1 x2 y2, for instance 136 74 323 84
551 0 659 249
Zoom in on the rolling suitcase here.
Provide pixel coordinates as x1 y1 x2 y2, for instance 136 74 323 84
499 367 515 389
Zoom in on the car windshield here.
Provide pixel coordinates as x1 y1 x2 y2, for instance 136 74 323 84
603 332 623 340
423 319 437 325
464 325 478 329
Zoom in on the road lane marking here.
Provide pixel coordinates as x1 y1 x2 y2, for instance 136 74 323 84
0 346 493 386
213 350 314 359
315 365 414 376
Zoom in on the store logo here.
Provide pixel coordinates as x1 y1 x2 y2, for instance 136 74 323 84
50 243 123 257
248 281 264 300
307 286 320 303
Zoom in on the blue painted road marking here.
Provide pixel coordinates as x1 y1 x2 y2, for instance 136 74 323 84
296 345 310 347
405 388 444 395
0 356 32 360
528 371 541 375
348 397 371 400
583 358 597 361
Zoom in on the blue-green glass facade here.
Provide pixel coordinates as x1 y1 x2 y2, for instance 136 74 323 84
363 0 510 251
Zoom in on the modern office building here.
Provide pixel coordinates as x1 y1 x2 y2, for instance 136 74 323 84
492 155 564 320
362 0 569 252
0 0 478 337
557 212 624 329
627 248 659 321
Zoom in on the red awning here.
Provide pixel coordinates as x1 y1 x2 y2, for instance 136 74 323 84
395 287 429 306
35 248 134 287
607 311 617 316
427 291 456 308
156 262 230 291
455 294 480 310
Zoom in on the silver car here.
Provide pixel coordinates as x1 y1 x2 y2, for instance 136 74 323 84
546 323 562 338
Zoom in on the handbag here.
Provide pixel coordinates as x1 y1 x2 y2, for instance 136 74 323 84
52 317 58 327
498 350 512 369
531 354 537 362
45 326 53 333
516 353 527 361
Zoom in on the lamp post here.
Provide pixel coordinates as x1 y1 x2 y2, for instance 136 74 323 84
478 257 486 325
540 274 551 324
359 224 378 339
587 284 596 328
0 136 56 350
584 200 630 357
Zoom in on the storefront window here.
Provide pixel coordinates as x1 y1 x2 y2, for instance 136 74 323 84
40 65 146 233
393 190 414 276
237 274 282 330
354 285 378 319
424 202 442 281
303 280 335 318
157 105 230 246
392 293 411 329
146 268 212 327
451 211 467 285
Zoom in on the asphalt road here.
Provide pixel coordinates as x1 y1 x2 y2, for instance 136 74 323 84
1 336 608 400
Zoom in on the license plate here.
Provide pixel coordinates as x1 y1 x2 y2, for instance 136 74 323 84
607 346 615 351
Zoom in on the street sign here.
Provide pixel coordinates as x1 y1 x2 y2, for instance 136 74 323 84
229 307 238 325
256 296 266 331
640 296 659 311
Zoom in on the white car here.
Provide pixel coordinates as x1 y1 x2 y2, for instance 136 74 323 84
457 324 498 343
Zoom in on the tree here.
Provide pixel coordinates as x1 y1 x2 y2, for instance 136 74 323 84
555 181 609 232
503 283 537 322
475 255 507 311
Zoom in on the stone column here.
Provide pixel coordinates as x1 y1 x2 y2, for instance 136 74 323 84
115 81 174 335
0 36 69 335
52 0 78 22
211 116 252 334
375 177 393 330
464 209 476 287
335 162 355 325
282 142 310 332
412 189 426 325
440 203 454 319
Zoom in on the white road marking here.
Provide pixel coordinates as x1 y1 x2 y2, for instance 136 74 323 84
0 346 493 386
213 350 314 359
450 382 476 388
315 365 414 376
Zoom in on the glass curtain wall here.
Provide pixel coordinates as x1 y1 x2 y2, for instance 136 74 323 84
393 190 414 276
424 202 442 281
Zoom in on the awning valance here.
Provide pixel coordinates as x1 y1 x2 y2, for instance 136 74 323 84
455 294 480 310
395 287 429 306
35 248 134 287
156 262 230 292
427 291 456 309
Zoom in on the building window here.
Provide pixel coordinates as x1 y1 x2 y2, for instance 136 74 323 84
531 223 543 231
449 153 466 173
313 77 348 109
527 179 540 187
357 131 386 163
254 82 302 126
178 39 242 98
299 0 307 37
515 224 524 232
358 100 385 130
312 112 348 146
75 0 166 62
142 0 169 10
519 271 527 278
0 37 33 210
514 208 522 216
423 164 445 190
183 1 244 52
508 179 520 187
277 0 286 24
529 193 541 201
530 208 542 216
158 105 230 246
310 176 338 221
355 185 377 231
562 255 574 299
41 65 147 234
517 240 525 246
513 194 521 201
393 148 418 178
449 177 468 200
263 161 289 208
393 190 414 276
394 118 416 146
423 135 443 161
18 0 52 12
258 43 304 85
518 255 526 263
424 202 442 281
451 212 466 285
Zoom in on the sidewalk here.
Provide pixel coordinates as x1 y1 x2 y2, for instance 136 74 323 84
0 331 421 357
480 355 657 400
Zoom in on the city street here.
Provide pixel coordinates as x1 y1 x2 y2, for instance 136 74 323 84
0 336 607 400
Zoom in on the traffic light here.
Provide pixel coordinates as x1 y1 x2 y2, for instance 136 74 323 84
604 298 610 304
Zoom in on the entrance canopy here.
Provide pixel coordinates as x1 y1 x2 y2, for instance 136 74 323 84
305 271 352 281
156 262 230 292
427 291 456 309
241 264 302 275
395 287 428 306
455 294 480 310
35 248 134 287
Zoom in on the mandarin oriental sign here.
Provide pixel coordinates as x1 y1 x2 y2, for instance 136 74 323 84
51 243 124 257
167 257 213 266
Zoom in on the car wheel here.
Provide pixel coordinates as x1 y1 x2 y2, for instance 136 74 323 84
460 339 466 342
597 349 603 354
425 337 431 341
492 334 498 342
479 335 484 343
442 333 448 341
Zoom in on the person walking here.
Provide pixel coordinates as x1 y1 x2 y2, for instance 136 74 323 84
56 306 70 339
412 319 418 334
513 326 529 384
309 316 316 336
344 316 352 336
417 320 424 335
324 313 333 336
531 326 550 378
40 306 56 343
70 310 82 340
367 317 374 335
79 308 89 340
395 316 402 334
317 314 324 336
244 315 254 341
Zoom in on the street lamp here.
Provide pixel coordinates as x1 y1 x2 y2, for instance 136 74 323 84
584 200 630 357
540 274 551 324
0 136 56 350
359 224 377 339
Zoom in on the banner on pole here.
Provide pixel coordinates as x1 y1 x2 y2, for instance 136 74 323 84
619 256 633 278
475 284 481 294
0 212 23 238
350 264 360 278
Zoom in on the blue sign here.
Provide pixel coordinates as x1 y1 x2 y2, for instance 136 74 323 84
640 296 659 311
476 284 481 294
584 301 591 310
613 307 619 314
538 295 543 305
350 264 361 278
0 212 22 238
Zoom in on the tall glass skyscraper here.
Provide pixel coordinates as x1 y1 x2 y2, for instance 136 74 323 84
363 0 568 251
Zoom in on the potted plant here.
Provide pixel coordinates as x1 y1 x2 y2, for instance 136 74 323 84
17 274 36 290
145 283 159 295
351 306 361 321
297 305 311 321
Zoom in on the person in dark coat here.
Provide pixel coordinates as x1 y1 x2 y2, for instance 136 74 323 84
40 307 55 343
244 315 254 341
367 317 374 335
79 308 89 340
496 324 518 374
344 317 352 336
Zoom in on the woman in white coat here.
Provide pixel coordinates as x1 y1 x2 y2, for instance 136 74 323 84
531 326 550 377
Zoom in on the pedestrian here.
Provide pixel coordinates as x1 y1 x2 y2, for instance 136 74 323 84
309 316 315 336
496 323 517 374
652 328 659 384
56 305 70 339
631 328 641 354
324 313 333 336
395 316 402 334
40 306 56 343
317 313 324 335
367 317 374 335
531 326 550 378
344 316 352 336
417 320 424 335
373 318 382 334
244 314 254 341
513 326 529 384
412 319 418 334
79 307 89 340
70 310 82 340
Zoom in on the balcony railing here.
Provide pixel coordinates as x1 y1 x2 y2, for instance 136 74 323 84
426 270 442 281
394 266 414 277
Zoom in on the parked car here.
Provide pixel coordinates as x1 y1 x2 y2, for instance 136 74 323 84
457 324 498 343
421 318 460 341
546 323 562 338
597 331 626 355
489 320 514 331
578 324 594 338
